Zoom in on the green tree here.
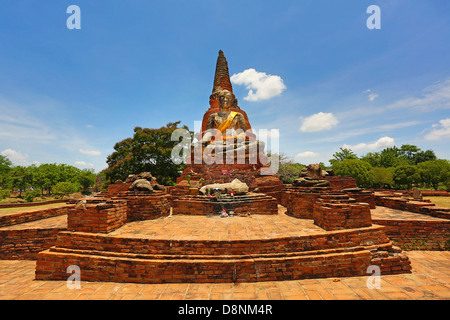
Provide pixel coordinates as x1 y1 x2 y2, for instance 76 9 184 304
361 152 381 167
0 154 13 188
329 148 358 166
32 163 59 195
399 144 421 163
9 166 33 197
105 122 191 185
393 165 419 190
77 169 96 194
57 163 81 184
379 147 407 168
24 188 42 203
331 159 373 187
413 150 437 165
370 167 394 188
53 181 81 198
417 160 450 190
277 163 305 184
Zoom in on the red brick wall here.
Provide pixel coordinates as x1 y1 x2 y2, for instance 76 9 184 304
313 201 372 231
67 200 127 233
119 193 171 221
376 196 450 219
372 218 450 250
0 206 68 228
35 248 373 283
51 225 391 257
324 176 357 191
344 191 376 209
370 250 412 274
0 228 64 260
172 194 278 216
282 190 322 219
35 224 411 284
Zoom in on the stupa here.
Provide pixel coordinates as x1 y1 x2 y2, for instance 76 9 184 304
172 50 285 201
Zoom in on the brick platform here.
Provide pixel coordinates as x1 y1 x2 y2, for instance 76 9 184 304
375 195 450 219
313 194 372 231
0 205 68 228
67 200 127 234
114 191 171 221
372 207 450 251
0 215 67 260
35 209 411 284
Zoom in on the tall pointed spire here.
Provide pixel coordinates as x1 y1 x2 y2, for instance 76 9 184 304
212 50 233 95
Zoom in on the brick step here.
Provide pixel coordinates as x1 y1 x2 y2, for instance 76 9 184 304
48 243 369 261
35 247 373 283
52 225 392 257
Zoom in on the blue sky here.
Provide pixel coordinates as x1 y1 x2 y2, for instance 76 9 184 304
0 0 449 172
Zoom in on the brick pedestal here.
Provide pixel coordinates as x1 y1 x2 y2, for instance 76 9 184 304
67 199 127 234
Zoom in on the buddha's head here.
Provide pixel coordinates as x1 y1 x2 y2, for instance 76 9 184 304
218 90 235 111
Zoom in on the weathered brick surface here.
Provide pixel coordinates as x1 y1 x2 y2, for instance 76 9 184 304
113 192 171 221
172 160 285 202
172 193 278 216
67 200 127 234
35 248 373 284
372 218 450 250
324 176 357 191
282 188 373 230
376 196 450 219
313 194 372 231
0 206 68 228
343 190 376 209
370 249 412 274
281 187 330 219
34 223 412 284
0 228 64 260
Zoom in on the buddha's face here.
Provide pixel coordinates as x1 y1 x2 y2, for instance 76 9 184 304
218 91 234 110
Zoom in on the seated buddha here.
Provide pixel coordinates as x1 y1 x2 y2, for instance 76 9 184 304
200 89 247 144
193 89 264 165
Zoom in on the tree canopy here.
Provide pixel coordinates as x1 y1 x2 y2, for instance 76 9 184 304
104 122 192 185
328 144 447 190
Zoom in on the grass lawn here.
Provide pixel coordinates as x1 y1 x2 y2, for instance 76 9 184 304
423 196 450 208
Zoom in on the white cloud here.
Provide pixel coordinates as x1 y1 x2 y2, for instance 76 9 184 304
75 161 95 168
424 118 450 140
79 149 101 156
296 151 319 158
368 93 379 101
0 149 39 166
231 68 286 101
387 79 450 112
343 136 395 151
300 112 339 132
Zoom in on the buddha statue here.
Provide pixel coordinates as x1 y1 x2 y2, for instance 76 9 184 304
189 50 266 165
201 89 247 144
